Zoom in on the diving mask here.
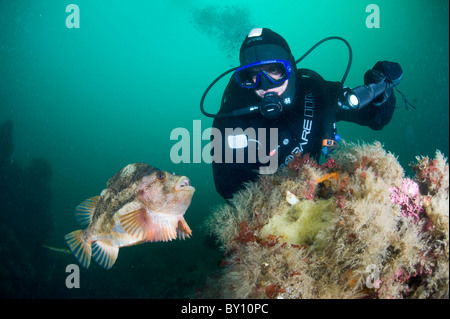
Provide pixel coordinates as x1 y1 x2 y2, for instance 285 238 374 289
235 59 292 89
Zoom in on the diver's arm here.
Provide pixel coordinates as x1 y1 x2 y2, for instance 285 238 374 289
211 81 260 199
212 161 258 200
211 116 260 199
336 61 402 130
336 90 396 130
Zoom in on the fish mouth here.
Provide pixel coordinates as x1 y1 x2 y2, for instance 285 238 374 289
175 176 195 192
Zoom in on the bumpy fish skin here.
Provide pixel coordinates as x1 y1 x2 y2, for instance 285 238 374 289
64 163 195 270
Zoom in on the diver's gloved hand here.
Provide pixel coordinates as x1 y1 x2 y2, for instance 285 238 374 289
364 61 403 105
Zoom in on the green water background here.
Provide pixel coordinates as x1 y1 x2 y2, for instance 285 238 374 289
0 0 448 298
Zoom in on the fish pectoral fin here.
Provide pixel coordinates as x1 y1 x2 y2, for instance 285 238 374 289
120 208 184 243
64 230 91 268
92 241 119 270
145 211 179 242
146 222 178 243
119 207 148 241
177 217 192 240
75 196 100 226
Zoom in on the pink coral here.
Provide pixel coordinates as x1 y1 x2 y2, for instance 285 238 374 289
321 157 340 170
288 153 319 171
389 178 424 223
402 178 420 196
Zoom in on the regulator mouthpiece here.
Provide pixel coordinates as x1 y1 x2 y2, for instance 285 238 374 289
259 92 283 119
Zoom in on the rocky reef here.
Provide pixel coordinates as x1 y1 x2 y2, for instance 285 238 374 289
204 141 449 299
0 120 55 298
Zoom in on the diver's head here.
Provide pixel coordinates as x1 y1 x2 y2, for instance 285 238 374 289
235 28 296 119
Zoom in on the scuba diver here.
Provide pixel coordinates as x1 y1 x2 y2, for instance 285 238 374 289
202 28 403 199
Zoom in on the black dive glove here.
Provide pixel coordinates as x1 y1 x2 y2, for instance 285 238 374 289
364 61 403 105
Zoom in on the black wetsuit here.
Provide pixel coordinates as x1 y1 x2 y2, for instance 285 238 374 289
212 68 396 199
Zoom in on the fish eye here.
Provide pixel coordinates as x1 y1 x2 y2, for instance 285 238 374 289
156 171 166 181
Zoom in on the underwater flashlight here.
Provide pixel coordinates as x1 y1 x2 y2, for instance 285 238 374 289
338 79 395 111
348 93 359 109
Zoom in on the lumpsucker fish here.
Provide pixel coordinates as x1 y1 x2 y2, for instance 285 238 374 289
64 163 195 269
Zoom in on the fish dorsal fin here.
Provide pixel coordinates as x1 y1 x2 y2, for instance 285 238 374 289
177 217 192 240
92 241 119 270
75 196 100 226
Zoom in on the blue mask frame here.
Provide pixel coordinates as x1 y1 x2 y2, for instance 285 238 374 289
235 59 292 89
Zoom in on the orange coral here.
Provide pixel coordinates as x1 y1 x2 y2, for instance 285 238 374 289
265 284 286 299
317 172 340 183
258 234 279 247
233 221 256 244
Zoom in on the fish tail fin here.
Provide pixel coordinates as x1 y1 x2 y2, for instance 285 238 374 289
43 244 71 254
64 230 91 269
92 241 119 270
